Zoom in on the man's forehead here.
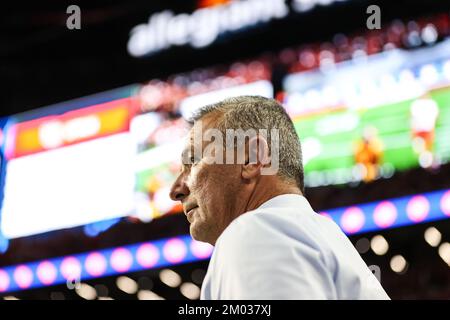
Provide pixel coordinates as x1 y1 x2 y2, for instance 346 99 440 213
189 117 218 140
195 116 215 128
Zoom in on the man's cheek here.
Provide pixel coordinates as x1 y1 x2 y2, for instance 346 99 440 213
190 164 210 189
185 173 194 190
185 166 200 190
185 173 203 200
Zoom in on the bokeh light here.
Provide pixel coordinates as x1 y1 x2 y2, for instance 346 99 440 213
340 207 365 234
36 261 57 285
163 238 187 264
85 252 108 277
136 243 160 268
13 265 33 289
373 201 398 228
406 195 430 222
60 257 82 281
110 248 133 273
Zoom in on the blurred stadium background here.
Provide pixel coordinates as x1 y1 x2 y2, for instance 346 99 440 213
1 0 450 300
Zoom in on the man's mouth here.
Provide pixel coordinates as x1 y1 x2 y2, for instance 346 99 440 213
184 205 199 221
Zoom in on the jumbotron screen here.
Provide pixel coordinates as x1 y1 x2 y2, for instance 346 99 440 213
284 39 450 187
0 61 273 241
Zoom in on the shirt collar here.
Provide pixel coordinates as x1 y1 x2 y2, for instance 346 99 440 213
257 193 312 211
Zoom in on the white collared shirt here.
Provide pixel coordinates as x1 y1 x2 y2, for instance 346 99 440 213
200 194 390 300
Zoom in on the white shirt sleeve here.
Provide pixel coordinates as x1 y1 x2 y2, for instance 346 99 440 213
204 213 337 299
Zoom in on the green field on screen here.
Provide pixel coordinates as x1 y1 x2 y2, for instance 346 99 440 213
294 87 450 174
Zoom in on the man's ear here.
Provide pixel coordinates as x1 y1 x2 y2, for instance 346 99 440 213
241 135 270 180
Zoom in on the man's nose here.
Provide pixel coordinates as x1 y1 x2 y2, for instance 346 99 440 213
169 173 190 202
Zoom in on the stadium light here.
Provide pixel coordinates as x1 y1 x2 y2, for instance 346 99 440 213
424 227 442 247
116 276 138 295
371 235 389 256
180 282 201 300
159 269 182 288
390 255 408 274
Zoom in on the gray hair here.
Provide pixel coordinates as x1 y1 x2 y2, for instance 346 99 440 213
188 95 304 193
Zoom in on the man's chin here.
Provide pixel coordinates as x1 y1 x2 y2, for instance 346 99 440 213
190 224 212 245
189 225 203 241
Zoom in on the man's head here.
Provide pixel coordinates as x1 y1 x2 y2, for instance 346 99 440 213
169 95 304 245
